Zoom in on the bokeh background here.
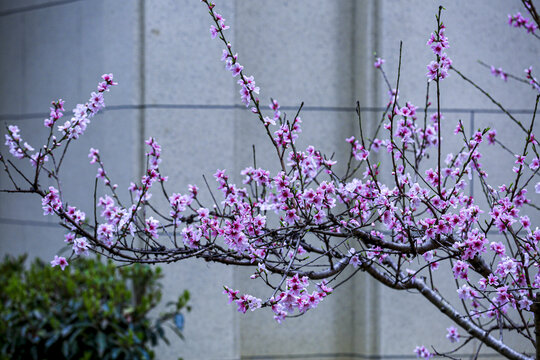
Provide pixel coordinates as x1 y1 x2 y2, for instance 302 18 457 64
1 1 538 359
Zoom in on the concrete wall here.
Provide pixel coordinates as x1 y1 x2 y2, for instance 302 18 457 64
0 1 537 359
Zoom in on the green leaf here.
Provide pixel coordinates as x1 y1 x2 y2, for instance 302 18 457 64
174 313 184 330
30 346 38 360
141 349 151 360
62 339 70 358
0 254 190 358
111 348 121 360
61 324 73 337
96 332 107 357
166 323 184 341
44 333 59 349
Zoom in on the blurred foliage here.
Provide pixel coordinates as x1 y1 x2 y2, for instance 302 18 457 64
0 254 190 360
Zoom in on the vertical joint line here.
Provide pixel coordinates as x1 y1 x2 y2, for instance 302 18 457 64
138 0 146 179
469 110 475 199
132 0 147 312
349 1 358 352
371 2 381 355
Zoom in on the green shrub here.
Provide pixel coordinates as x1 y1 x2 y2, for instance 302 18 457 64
0 255 190 360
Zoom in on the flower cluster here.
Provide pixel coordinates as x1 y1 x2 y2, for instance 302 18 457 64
346 136 370 161
524 66 540 93
490 66 508 81
209 10 229 39
508 12 537 34
446 326 459 343
4 125 28 160
65 205 86 231
239 75 260 107
274 114 302 150
50 255 68 270
414 345 432 359
73 237 90 256
42 186 62 216
223 286 262 314
374 57 385 69
57 74 117 140
223 275 333 322
44 99 65 128
2 2 539 359
426 22 452 81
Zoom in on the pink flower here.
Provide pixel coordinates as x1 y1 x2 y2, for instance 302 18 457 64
284 209 299 224
73 237 90 256
270 99 280 111
426 61 439 81
490 241 506 257
210 25 219 39
145 217 160 239
454 122 463 135
96 167 106 179
64 233 76 244
521 215 531 229
50 255 68 270
263 116 276 126
509 12 537 34
88 148 99 164
316 279 333 296
223 286 239 304
188 184 199 198
348 248 361 268
230 63 243 77
414 345 432 359
98 74 117 91
452 260 469 280
518 296 533 311
425 168 439 187
457 284 476 300
490 66 508 81
182 225 201 249
374 57 385 68
101 73 117 87
487 129 496 145
42 186 62 215
89 91 105 112
431 42 443 55
494 286 514 306
235 294 262 313
446 326 459 343
426 27 451 81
